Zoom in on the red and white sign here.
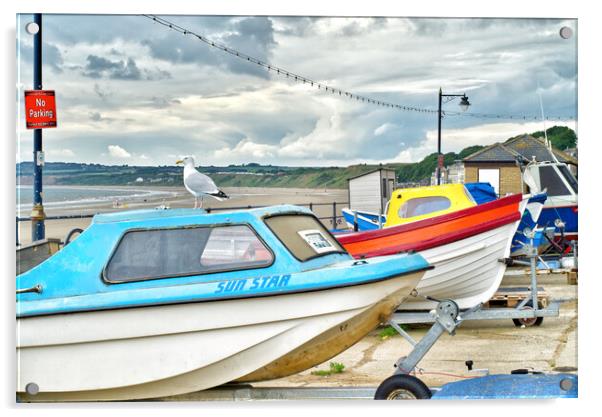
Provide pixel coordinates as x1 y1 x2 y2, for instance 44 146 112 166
437 154 444 168
24 90 57 129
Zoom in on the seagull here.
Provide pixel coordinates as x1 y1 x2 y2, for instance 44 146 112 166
176 156 229 208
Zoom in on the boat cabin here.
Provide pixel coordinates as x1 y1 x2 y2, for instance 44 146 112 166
524 161 578 204
383 183 477 228
16 205 356 316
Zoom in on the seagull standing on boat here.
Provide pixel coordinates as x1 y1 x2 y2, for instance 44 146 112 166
176 156 229 208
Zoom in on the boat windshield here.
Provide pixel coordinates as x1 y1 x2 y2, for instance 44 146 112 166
398 196 451 219
558 164 578 194
104 224 273 283
264 214 346 261
538 165 572 197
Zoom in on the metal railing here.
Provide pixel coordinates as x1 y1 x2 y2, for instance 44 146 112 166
16 201 349 247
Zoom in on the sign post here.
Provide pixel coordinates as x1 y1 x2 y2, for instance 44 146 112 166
29 13 46 242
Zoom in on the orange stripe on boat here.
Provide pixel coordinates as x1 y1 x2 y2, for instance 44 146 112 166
338 194 522 257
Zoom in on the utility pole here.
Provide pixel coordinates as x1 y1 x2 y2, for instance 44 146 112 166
437 88 471 185
437 88 443 185
31 13 45 241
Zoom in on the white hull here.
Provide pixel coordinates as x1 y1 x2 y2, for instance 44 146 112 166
17 271 424 401
399 220 521 310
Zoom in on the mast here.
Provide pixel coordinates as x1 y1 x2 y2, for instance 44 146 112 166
538 87 559 163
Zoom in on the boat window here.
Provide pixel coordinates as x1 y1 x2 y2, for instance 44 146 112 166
264 214 345 261
398 196 451 218
104 225 273 283
558 165 578 194
462 186 478 204
539 166 571 197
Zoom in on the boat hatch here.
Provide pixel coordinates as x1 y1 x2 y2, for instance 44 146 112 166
264 214 346 262
535 165 577 196
103 224 274 283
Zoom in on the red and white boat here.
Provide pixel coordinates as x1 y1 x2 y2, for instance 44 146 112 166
336 194 527 310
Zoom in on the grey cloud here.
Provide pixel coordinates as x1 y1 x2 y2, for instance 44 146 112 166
93 83 110 100
19 41 64 73
82 55 142 80
142 16 276 78
88 111 135 124
274 17 317 36
340 19 385 37
143 68 172 81
89 111 113 123
147 96 181 108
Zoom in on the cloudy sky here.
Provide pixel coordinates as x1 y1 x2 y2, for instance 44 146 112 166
16 14 577 166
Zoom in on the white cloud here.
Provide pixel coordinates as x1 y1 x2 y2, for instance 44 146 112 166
387 120 577 163
108 145 131 158
374 123 396 136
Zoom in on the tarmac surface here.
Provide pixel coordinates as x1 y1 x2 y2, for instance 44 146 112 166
252 269 578 390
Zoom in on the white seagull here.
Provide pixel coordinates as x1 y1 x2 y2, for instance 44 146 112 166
176 156 229 208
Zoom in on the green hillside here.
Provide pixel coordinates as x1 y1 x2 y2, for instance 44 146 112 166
16 126 575 189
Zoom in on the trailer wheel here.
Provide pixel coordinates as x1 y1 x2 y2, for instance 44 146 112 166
513 300 544 327
374 374 432 400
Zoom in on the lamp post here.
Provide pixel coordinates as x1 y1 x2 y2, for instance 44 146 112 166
437 88 470 185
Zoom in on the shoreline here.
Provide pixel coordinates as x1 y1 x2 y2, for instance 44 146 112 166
16 186 348 246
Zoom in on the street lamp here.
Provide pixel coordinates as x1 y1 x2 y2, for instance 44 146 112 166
437 88 470 185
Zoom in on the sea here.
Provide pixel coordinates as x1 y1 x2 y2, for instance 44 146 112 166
16 185 176 212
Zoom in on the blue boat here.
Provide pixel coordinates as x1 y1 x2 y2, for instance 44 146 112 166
16 205 431 401
466 161 578 253
432 373 577 399
464 182 498 205
523 161 578 243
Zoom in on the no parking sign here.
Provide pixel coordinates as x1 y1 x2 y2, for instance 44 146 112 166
24 90 57 129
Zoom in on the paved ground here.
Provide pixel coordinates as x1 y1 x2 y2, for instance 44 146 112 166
253 269 577 389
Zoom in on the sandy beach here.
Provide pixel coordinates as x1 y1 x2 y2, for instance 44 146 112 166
16 186 348 246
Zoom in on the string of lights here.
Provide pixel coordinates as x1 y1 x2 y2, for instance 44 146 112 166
142 14 577 122
445 110 576 122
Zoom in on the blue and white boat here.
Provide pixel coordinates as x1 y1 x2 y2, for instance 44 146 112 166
341 207 385 231
523 161 578 243
16 205 430 401
464 182 550 256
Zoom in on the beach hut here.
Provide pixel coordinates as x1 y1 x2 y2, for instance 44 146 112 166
347 168 396 215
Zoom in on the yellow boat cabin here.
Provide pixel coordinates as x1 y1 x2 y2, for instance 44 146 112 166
383 183 477 227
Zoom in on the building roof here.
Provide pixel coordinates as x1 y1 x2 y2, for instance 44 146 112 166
347 167 396 182
463 135 578 165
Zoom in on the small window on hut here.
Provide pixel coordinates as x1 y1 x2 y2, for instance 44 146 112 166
104 225 273 282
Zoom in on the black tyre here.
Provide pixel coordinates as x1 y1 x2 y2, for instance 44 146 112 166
374 374 432 400
513 300 544 327
64 228 84 246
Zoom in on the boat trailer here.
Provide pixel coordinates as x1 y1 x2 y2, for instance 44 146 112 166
393 231 567 328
